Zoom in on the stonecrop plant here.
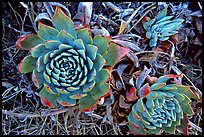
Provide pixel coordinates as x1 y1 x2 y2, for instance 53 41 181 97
16 6 130 112
143 8 184 47
127 74 200 135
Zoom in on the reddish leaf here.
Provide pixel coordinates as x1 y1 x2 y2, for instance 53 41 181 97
40 96 55 108
138 83 151 98
104 43 130 67
126 87 138 102
177 114 189 135
16 34 45 50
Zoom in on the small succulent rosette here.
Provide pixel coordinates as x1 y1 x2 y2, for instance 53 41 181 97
127 74 200 135
16 6 130 112
143 8 184 47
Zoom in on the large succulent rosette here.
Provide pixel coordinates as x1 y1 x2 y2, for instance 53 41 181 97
16 6 130 112
127 74 200 134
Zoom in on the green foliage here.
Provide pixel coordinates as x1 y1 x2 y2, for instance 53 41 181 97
143 8 184 47
16 6 129 112
127 74 199 135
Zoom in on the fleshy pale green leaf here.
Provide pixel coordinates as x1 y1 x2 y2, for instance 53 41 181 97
86 44 97 61
83 80 96 92
150 83 166 90
73 39 85 51
149 39 157 47
36 56 45 72
128 111 145 134
93 54 106 71
32 69 44 88
45 40 62 50
104 43 130 67
52 6 76 38
38 22 59 40
133 98 145 112
157 74 182 83
18 55 38 74
16 34 46 50
167 84 199 101
57 93 76 106
69 89 87 99
95 69 109 86
39 86 58 108
89 83 110 100
156 16 173 24
79 93 98 112
179 101 194 116
93 36 111 56
77 28 93 45
57 30 74 45
31 44 51 58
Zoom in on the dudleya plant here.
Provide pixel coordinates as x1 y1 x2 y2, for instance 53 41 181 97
143 8 184 47
16 6 130 112
127 74 200 134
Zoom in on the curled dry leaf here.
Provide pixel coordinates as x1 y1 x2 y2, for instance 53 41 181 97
119 95 132 109
77 2 93 25
135 66 152 89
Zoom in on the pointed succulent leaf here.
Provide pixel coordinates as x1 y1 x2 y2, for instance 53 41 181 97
104 43 130 67
93 36 111 56
156 8 167 21
157 74 183 83
77 28 93 45
18 55 38 74
39 86 58 108
57 29 74 45
52 6 77 38
79 93 99 112
156 16 173 24
167 84 199 101
150 83 166 90
38 22 59 40
16 34 46 50
179 101 194 116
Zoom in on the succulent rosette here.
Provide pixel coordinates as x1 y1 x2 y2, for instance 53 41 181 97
143 8 184 47
127 74 200 134
16 6 130 112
